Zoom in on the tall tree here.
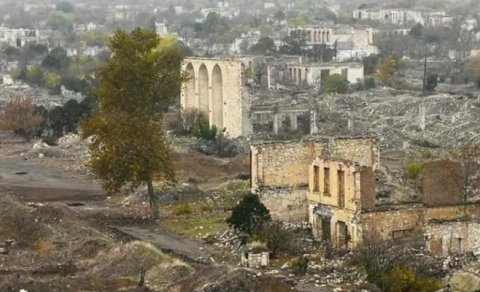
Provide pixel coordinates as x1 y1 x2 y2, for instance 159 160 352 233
81 28 185 218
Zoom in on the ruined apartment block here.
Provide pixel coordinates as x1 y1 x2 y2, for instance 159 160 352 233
252 138 480 256
181 58 252 138
287 25 378 61
352 9 453 27
250 137 379 222
287 62 364 87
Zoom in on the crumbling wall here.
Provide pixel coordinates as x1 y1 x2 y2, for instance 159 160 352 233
361 204 425 241
426 221 480 256
251 137 378 222
251 141 324 189
260 188 309 222
329 137 379 168
420 160 464 206
360 167 376 210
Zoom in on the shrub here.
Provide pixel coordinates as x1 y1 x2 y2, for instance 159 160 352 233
255 221 297 258
193 116 217 140
42 135 58 146
364 77 376 89
425 74 438 92
406 162 422 180
421 149 433 159
0 208 46 248
226 193 271 235
291 257 309 275
169 108 200 135
174 203 192 216
323 74 349 94
377 266 442 292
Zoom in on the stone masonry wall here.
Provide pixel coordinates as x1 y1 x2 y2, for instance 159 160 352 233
260 188 309 222
361 204 425 240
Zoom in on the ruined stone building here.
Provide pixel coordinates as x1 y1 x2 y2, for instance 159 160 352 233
287 25 378 61
287 62 364 87
251 138 480 256
352 9 452 27
181 58 252 138
0 27 40 47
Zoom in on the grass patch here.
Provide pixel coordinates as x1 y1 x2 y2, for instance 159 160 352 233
162 214 227 239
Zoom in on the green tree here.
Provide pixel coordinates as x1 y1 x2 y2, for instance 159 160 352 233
409 23 424 38
56 1 74 13
81 29 185 219
306 44 334 62
363 54 380 75
375 56 397 83
425 74 438 92
25 66 45 86
323 74 349 94
249 37 276 55
47 106 66 137
47 11 73 31
42 47 69 72
44 73 61 94
279 30 307 55
226 193 271 235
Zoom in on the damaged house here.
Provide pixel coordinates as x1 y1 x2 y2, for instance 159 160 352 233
251 137 480 256
287 25 378 61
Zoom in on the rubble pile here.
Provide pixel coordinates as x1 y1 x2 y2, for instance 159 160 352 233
314 90 480 151
27 133 89 160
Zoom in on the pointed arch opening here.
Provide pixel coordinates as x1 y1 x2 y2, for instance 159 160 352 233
212 65 223 130
184 63 195 110
198 64 209 117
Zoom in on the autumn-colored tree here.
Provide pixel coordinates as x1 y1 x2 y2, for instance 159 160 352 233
465 55 480 88
0 98 44 142
81 28 186 218
375 56 397 83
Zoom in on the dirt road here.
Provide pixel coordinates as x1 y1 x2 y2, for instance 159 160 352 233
0 158 105 202
0 157 216 265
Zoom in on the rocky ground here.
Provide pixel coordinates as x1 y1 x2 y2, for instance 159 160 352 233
2 130 480 291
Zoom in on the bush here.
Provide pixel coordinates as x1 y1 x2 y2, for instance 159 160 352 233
364 77 376 89
193 116 217 140
174 203 192 216
169 109 200 135
406 162 422 180
226 193 271 235
377 266 442 292
254 221 297 258
291 257 309 275
351 230 443 290
0 208 46 248
323 74 349 94
421 149 433 159
425 74 438 92
42 135 58 146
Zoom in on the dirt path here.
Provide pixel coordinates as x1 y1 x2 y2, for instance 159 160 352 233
116 225 214 264
0 157 216 266
0 158 105 202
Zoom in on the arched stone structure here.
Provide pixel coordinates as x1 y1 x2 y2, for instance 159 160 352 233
180 58 251 138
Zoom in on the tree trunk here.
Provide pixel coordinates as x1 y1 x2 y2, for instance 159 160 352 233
147 175 159 219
